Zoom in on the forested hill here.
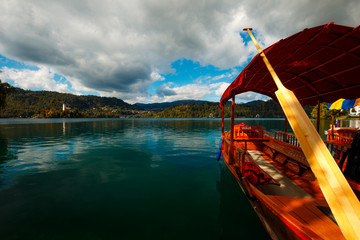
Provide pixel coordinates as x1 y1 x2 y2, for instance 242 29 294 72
0 87 315 118
1 88 142 118
143 99 309 118
136 100 211 111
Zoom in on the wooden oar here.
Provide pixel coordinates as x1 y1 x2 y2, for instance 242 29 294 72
244 28 360 240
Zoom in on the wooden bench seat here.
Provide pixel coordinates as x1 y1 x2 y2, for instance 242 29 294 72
263 139 309 175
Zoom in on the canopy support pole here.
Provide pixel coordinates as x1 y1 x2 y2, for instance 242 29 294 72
221 106 224 136
244 27 360 240
332 110 335 141
317 100 321 133
230 96 235 163
284 116 288 142
282 103 288 142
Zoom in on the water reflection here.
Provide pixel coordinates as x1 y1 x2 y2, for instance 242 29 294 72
0 118 342 188
217 161 270 239
0 118 333 239
0 119 223 239
0 120 124 187
0 119 222 188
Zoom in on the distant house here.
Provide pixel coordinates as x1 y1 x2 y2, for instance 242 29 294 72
349 105 360 116
62 103 66 111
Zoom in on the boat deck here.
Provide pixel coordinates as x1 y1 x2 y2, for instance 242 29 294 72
223 137 346 239
234 139 325 199
265 195 344 239
248 150 312 198
246 150 344 239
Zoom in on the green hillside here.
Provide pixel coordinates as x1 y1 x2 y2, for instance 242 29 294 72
142 100 310 118
0 87 318 119
1 88 142 118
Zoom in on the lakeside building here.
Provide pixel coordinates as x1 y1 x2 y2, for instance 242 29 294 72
350 105 360 116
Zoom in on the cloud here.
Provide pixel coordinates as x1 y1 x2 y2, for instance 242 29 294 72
150 71 165 82
161 84 212 102
0 0 358 103
156 84 176 97
1 66 69 92
236 92 270 103
211 69 239 82
150 81 230 103
210 82 230 97
211 74 228 81
0 0 248 102
235 0 360 46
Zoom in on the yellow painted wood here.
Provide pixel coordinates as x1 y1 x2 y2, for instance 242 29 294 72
245 28 360 240
329 98 346 110
276 89 360 240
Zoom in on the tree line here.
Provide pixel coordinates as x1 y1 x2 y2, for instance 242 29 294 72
0 87 142 118
143 100 309 118
0 82 350 119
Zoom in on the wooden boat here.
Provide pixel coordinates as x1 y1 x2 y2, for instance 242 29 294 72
219 23 360 240
326 127 360 144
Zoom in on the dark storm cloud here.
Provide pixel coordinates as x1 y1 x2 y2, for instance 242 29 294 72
156 84 176 97
0 0 246 101
3 37 75 66
81 65 152 93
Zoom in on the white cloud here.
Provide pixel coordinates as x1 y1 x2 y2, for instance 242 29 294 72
236 92 270 103
211 69 239 82
1 66 69 92
161 84 212 102
210 82 230 97
147 81 230 103
0 0 358 103
211 74 227 81
150 71 165 82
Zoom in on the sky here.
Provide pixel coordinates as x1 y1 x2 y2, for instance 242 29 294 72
0 0 359 104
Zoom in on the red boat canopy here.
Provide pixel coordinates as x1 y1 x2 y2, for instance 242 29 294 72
220 23 360 107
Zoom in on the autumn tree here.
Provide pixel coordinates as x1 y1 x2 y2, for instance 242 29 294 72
0 78 13 112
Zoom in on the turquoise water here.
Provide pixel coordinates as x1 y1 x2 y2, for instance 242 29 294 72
0 118 309 240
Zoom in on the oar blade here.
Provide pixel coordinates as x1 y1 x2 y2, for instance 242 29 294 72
276 88 360 240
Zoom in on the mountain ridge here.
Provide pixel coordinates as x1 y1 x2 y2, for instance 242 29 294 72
1 86 298 118
135 100 213 110
135 99 266 110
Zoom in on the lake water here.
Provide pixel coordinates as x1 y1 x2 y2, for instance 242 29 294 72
0 118 339 239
